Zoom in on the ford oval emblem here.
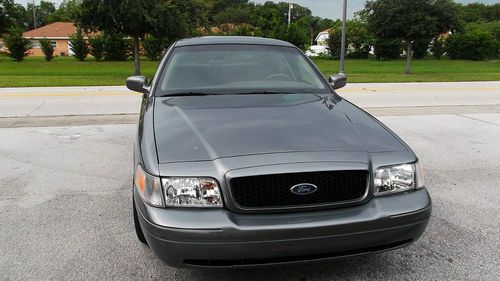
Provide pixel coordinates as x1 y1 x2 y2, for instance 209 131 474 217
290 183 318 195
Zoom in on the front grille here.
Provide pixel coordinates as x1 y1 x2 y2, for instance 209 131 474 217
229 170 368 209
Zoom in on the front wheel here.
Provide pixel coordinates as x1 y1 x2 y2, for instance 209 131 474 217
133 199 148 245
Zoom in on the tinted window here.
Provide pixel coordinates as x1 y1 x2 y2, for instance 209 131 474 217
157 44 328 95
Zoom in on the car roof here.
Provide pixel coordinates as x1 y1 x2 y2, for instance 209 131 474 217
174 36 295 47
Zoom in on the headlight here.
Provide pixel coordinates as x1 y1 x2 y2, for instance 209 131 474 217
135 165 164 207
374 162 424 195
162 177 223 207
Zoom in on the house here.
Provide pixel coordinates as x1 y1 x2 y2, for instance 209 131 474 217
21 22 83 56
315 28 331 46
305 28 331 57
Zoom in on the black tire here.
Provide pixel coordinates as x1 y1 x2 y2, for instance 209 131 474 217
133 199 148 245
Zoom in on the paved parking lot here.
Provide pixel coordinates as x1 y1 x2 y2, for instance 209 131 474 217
1 82 499 280
1 112 499 280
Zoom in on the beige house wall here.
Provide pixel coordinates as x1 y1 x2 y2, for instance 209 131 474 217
27 39 70 56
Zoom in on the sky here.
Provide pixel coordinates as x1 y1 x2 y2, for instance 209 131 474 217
15 0 499 20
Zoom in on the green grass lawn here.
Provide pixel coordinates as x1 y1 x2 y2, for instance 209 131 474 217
0 55 499 87
312 57 500 83
0 56 160 87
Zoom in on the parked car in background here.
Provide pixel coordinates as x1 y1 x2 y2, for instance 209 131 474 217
127 36 431 268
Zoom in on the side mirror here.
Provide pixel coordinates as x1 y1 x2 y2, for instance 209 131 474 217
126 76 149 94
329 74 347 90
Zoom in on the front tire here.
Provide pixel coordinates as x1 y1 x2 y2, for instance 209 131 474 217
133 199 148 245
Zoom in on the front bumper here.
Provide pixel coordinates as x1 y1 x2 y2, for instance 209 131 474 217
135 187 431 268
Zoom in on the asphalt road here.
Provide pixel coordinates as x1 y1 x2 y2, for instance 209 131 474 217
0 81 499 118
1 82 499 280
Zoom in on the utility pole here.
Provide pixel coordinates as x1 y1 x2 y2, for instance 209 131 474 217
288 3 293 26
339 0 347 75
32 0 37 29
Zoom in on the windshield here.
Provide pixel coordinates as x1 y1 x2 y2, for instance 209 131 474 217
156 44 329 96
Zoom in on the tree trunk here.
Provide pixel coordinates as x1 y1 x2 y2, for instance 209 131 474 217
133 36 141 76
405 41 413 74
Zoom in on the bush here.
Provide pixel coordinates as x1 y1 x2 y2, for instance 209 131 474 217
373 38 401 60
103 33 130 61
463 21 500 58
69 30 88 61
446 28 497 60
88 34 105 61
39 37 54 61
3 28 30 62
347 20 372 59
326 20 373 59
273 23 309 50
231 25 260 36
412 39 430 59
326 26 342 59
142 35 167 61
431 36 446 59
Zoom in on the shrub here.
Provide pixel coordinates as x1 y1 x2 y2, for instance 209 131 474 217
3 28 30 62
326 26 342 59
446 28 497 60
231 25 258 36
142 35 167 61
412 39 430 59
88 34 105 61
373 38 401 60
39 37 54 61
274 23 309 50
69 30 88 61
347 20 372 59
103 33 130 61
431 36 446 59
326 20 373 59
463 21 500 58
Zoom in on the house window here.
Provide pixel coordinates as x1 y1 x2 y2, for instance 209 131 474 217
30 40 57 49
30 40 41 48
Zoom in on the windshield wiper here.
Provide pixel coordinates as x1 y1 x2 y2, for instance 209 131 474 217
159 92 225 97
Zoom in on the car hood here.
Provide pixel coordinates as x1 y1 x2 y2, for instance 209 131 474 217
153 94 407 163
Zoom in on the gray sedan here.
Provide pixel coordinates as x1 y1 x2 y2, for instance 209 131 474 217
126 36 431 268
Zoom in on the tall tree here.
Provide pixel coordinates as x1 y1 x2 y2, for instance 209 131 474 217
364 0 459 74
26 1 56 29
76 0 153 75
297 16 321 46
147 0 205 41
47 0 81 23
458 3 500 23
0 0 27 33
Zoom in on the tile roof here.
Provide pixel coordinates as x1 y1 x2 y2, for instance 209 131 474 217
23 22 77 38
